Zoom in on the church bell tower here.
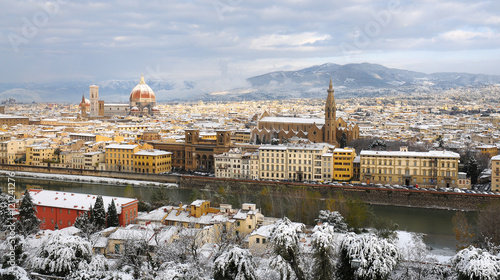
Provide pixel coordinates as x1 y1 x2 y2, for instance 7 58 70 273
324 79 337 145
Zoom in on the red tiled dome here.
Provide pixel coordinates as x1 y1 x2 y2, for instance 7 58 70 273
129 74 155 103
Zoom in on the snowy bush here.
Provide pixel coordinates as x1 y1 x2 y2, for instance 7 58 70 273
316 210 348 233
451 246 500 280
311 223 337 279
270 217 306 280
155 261 206 280
31 233 93 277
338 233 399 280
213 247 257 280
0 265 30 280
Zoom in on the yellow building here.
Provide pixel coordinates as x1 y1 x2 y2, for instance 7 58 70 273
360 147 460 188
322 148 356 181
491 155 500 192
477 145 498 158
234 203 263 236
25 145 56 166
258 144 331 182
133 149 172 174
0 139 26 164
105 144 140 172
232 130 252 144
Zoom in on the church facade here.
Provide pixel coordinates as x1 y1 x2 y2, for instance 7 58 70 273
251 80 359 146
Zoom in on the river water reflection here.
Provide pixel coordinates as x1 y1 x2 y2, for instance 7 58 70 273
2 176 467 255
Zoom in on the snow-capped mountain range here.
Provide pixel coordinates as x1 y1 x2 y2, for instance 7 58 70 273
1 63 500 103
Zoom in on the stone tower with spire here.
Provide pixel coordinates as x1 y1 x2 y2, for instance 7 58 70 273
80 93 87 119
324 79 337 145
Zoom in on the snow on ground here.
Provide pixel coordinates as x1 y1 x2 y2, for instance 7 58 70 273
0 170 178 188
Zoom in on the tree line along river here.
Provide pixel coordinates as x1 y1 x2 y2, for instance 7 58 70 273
1 175 472 256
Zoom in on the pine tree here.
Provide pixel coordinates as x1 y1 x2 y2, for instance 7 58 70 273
89 205 94 224
106 200 119 227
93 196 106 230
16 190 41 237
74 212 97 240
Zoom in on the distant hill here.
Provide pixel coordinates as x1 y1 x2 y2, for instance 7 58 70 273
199 63 500 101
247 62 500 88
1 62 500 103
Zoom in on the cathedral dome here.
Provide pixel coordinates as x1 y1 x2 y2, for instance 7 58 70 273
129 74 156 103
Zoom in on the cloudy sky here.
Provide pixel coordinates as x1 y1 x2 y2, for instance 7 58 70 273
1 0 500 92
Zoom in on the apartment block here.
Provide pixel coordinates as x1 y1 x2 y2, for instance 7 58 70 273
360 147 460 188
105 144 140 172
133 149 172 174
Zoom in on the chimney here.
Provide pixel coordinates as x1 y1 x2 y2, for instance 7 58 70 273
400 146 408 152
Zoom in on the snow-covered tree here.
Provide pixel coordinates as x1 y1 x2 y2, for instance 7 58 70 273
338 233 399 280
316 210 348 233
74 211 98 241
15 190 41 237
311 223 337 280
31 234 92 277
392 232 440 280
1 236 27 268
0 265 30 280
451 246 500 280
213 247 257 280
0 193 15 232
93 195 106 230
155 262 205 280
270 217 306 280
67 254 110 280
117 238 151 279
106 200 120 227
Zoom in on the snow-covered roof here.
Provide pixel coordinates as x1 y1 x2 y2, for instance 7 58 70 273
134 150 172 156
360 150 460 158
260 116 324 125
29 189 137 214
492 155 500 161
191 200 207 207
136 206 173 222
250 224 275 238
105 144 138 150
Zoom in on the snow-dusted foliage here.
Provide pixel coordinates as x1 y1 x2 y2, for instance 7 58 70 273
270 217 306 280
155 262 206 280
213 247 257 280
392 232 442 280
0 265 30 280
0 192 15 232
316 210 348 233
16 190 41 236
311 223 337 280
269 255 294 280
338 233 399 280
451 246 500 280
31 233 93 277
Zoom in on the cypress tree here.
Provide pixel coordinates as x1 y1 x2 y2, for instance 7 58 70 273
106 200 120 227
16 190 41 236
93 196 106 230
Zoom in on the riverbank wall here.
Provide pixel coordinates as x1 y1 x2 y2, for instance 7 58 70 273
180 176 500 211
1 164 498 211
0 164 180 184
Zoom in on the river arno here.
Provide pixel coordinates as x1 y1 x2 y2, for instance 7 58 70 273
1 176 469 255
